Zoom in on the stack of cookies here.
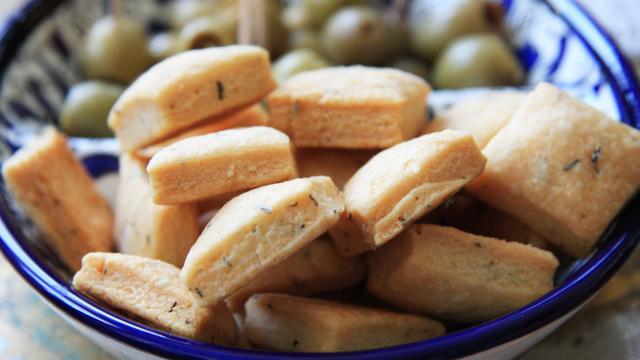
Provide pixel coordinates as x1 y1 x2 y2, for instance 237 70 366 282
3 45 640 353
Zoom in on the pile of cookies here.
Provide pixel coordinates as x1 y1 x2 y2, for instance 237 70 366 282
3 45 640 352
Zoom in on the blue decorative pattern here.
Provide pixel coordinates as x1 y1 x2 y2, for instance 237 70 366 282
0 0 638 359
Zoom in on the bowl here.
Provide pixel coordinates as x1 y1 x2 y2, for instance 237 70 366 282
0 0 639 359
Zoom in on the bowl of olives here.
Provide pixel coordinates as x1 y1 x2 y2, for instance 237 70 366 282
0 0 639 359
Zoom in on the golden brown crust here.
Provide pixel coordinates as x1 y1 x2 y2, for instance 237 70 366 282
268 66 430 149
244 293 445 352
147 126 297 205
366 224 558 323
115 155 199 267
328 130 486 256
72 252 241 345
467 82 640 257
2 127 113 271
109 46 276 152
180 176 344 307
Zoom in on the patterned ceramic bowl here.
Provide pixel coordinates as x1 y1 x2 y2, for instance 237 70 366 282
0 0 639 359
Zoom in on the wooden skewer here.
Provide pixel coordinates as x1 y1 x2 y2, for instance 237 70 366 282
238 0 268 49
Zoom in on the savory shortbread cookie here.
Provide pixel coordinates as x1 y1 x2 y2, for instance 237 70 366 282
136 104 268 161
147 126 297 205
367 224 558 323
295 148 376 189
422 91 526 148
72 252 241 345
328 130 486 256
244 293 445 352
467 83 640 257
226 236 365 312
2 127 113 271
181 176 344 307
109 45 276 151
116 155 200 267
268 66 430 149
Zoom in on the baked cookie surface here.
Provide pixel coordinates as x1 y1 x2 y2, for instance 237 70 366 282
467 82 640 257
181 176 344 307
2 127 113 271
244 293 445 352
268 66 430 148
329 129 486 256
109 45 276 151
367 224 558 323
147 126 297 205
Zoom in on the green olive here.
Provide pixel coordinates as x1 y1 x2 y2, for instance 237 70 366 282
320 6 391 65
148 32 180 62
60 81 124 138
272 49 330 82
389 58 430 80
432 34 523 89
177 16 235 51
80 16 151 84
283 0 345 30
409 0 501 62
287 29 323 54
263 2 289 58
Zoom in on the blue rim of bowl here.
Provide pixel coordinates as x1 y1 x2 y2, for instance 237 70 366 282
0 0 639 359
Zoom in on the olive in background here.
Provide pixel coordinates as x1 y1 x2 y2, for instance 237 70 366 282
80 16 152 84
321 6 399 65
282 0 344 30
177 16 235 51
432 34 524 89
148 32 179 62
409 0 501 62
272 48 330 82
264 1 289 58
60 81 124 138
170 0 228 27
287 29 323 54
389 57 430 81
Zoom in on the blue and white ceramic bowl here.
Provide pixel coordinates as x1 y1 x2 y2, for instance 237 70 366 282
0 0 639 359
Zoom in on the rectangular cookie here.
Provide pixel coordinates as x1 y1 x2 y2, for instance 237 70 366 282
2 127 113 271
226 236 365 312
467 82 640 257
295 148 376 189
116 155 200 267
367 224 559 323
328 129 486 256
72 252 242 346
244 293 445 352
422 91 526 148
180 176 344 307
109 45 276 152
147 126 297 205
268 66 430 149
135 104 268 161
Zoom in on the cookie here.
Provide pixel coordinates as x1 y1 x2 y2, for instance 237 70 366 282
367 224 559 323
72 252 241 345
108 45 276 151
180 176 344 307
422 91 526 148
244 293 445 352
268 66 430 149
135 104 268 161
226 236 365 312
328 129 486 256
147 126 297 205
2 127 113 271
115 155 200 267
467 83 640 257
